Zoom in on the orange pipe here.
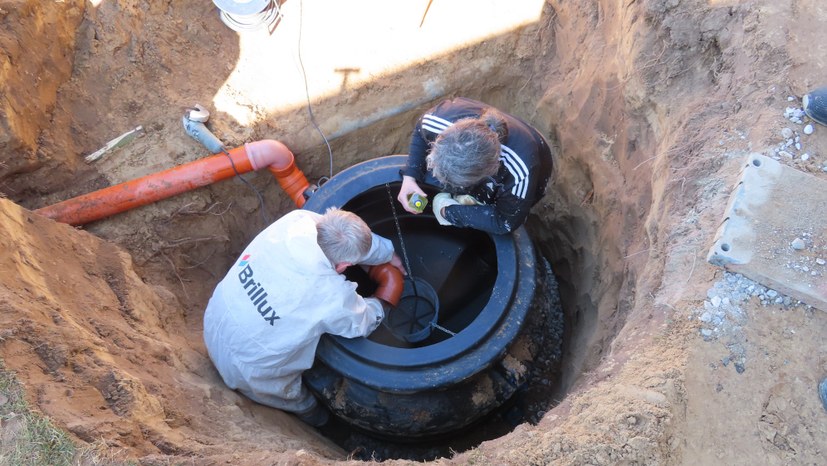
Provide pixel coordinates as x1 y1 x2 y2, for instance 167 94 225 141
368 263 405 307
35 139 310 226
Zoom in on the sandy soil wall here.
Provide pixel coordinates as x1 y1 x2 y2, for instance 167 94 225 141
0 0 84 181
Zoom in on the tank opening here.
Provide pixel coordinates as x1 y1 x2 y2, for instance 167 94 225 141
342 184 497 349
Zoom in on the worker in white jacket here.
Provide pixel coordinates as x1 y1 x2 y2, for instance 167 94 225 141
203 208 405 426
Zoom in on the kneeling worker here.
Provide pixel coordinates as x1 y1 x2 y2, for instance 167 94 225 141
203 208 405 426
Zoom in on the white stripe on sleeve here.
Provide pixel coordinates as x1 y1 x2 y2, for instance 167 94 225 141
421 114 453 135
500 145 530 198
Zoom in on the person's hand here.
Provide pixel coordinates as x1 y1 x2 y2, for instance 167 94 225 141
397 176 428 214
432 193 460 226
389 252 407 276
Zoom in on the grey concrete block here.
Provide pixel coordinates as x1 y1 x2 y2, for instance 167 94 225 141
707 154 827 311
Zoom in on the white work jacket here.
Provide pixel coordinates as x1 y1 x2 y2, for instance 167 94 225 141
203 210 393 413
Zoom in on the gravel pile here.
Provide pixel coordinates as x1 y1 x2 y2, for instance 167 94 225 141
523 257 565 423
779 98 827 172
692 271 811 374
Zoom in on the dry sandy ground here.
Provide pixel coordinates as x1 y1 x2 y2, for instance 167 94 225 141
1 0 826 464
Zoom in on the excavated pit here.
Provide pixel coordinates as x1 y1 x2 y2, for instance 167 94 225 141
0 0 775 463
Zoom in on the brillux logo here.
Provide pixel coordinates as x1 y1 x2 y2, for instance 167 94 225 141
237 260 280 326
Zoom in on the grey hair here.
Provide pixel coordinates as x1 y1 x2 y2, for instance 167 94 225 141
426 109 505 188
316 208 372 265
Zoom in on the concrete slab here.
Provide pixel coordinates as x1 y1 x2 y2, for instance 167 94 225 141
707 153 827 311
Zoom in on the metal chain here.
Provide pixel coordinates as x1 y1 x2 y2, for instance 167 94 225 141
385 183 415 279
431 321 456 337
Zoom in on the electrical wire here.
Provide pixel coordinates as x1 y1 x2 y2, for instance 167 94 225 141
297 0 334 181
221 147 270 227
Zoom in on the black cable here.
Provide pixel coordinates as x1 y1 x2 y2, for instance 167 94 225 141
221 148 270 227
297 0 334 181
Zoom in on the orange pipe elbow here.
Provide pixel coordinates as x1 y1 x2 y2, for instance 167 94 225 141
247 139 310 208
35 139 310 226
269 164 310 208
368 263 405 307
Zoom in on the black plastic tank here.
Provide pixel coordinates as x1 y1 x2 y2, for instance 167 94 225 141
302 156 547 440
